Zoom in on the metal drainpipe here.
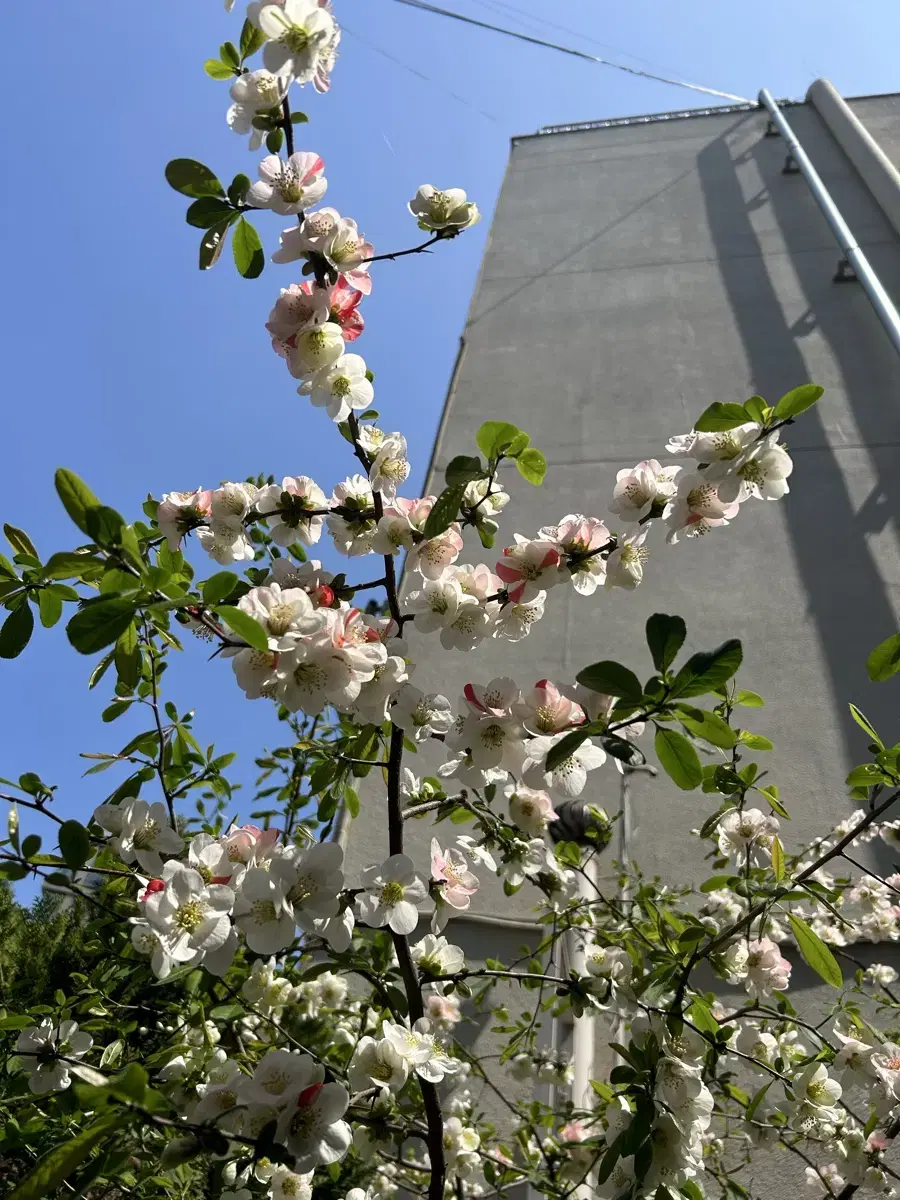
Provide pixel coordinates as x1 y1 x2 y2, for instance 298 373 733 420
758 88 900 360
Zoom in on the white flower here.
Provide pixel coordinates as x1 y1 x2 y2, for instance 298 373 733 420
495 535 562 602
604 529 649 589
227 70 287 150
382 1018 460 1082
407 577 465 633
664 473 740 544
412 933 465 977
313 905 355 954
391 685 453 741
326 474 376 556
143 862 235 963
196 523 256 565
210 482 256 529
277 608 386 714
270 1167 313 1200
515 679 584 735
130 919 174 978
248 151 326 215
233 866 296 953
442 1115 481 1176
709 436 793 503
744 937 791 997
285 321 345 380
13 1020 93 1094
269 840 345 934
258 0 337 85
274 1069 351 1171
666 422 760 462
157 488 211 550
348 1036 409 1092
506 785 558 835
358 854 428 935
299 353 373 422
522 733 607 798
347 655 409 723
240 1048 311 1107
610 459 680 522
540 513 611 595
717 808 779 863
237 582 324 647
866 964 898 986
408 185 480 232
368 434 410 501
96 798 183 875
585 943 632 987
407 526 465 580
194 1055 244 1123
258 476 328 546
493 591 546 640
793 1062 842 1110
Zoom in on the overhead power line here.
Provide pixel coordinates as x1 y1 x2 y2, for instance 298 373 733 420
384 0 754 105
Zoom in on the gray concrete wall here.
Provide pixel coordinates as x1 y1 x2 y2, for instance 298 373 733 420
342 94 900 1149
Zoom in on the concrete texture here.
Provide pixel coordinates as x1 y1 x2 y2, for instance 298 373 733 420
342 92 900 1164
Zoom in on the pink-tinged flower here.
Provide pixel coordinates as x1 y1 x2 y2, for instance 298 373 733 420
515 679 584 734
559 1120 588 1144
408 526 465 582
431 838 479 917
745 937 791 998
495 536 562 603
609 460 680 522
272 207 373 295
451 562 502 600
425 990 462 1030
328 276 364 342
139 878 165 903
548 514 610 595
157 489 212 550
506 785 558 836
222 824 281 866
248 152 327 215
266 282 331 353
664 473 741 544
462 677 519 721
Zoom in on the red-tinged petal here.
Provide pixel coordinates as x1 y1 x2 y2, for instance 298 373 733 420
298 1082 325 1108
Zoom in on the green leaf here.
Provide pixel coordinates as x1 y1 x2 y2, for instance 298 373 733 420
505 430 531 457
742 395 768 424
655 727 703 790
773 383 824 421
771 835 785 881
746 1080 772 1121
202 571 239 605
676 706 737 749
445 455 484 487
344 786 360 818
233 216 265 278
41 551 100 580
422 483 467 540
217 605 268 651
54 468 102 536
0 601 34 659
240 17 267 59
85 505 125 547
867 633 900 683
228 172 251 205
3 524 38 558
21 833 41 858
576 660 643 702
266 127 285 154
199 218 232 270
165 158 225 198
204 58 234 80
115 622 140 688
687 998 718 1034
670 639 742 698
185 196 235 228
7 1111 125 1200
38 589 63 628
739 732 773 751
67 599 137 655
693 402 752 432
847 703 883 749
220 40 240 68
545 729 591 772
516 448 546 486
109 1063 148 1104
645 613 686 673
759 783 789 819
0 861 28 881
291 110 309 124
787 913 842 988
476 420 520 461
59 819 91 870
734 689 764 707
210 1003 245 1021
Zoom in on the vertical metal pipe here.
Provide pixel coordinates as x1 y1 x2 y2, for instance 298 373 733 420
758 88 900 362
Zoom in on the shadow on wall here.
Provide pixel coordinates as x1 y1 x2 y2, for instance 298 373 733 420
696 118 900 864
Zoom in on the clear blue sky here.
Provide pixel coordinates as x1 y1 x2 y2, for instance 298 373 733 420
2 0 897 854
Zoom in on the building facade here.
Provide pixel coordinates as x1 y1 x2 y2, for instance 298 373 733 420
341 82 900 1170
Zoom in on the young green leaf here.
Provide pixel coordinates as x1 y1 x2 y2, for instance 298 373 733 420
66 599 137 655
204 58 235 80
742 395 768 424
0 602 34 659
739 732 773 751
422 483 467 540
787 913 842 988
867 633 900 683
54 468 102 536
655 727 703 790
848 703 883 749
220 41 240 68
771 835 785 880
202 571 239 606
576 660 643 701
59 819 91 870
3 524 38 558
216 605 269 651
476 420 520 461
114 622 141 689
693 402 752 432
773 383 824 421
165 158 225 198
645 612 686 673
266 127 284 154
670 639 743 698
734 689 764 707
676 706 737 749
233 216 265 278
240 17 267 59
228 173 252 206
516 448 547 485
